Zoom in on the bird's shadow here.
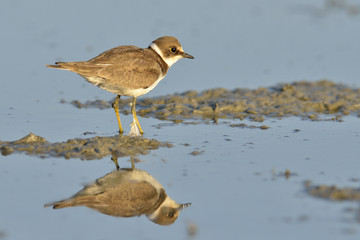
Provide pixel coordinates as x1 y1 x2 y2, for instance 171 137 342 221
44 156 191 225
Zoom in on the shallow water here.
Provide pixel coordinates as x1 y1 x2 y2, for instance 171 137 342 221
1 117 360 240
1 0 360 240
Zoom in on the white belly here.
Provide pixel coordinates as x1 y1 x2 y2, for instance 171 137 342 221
83 75 165 98
121 75 165 97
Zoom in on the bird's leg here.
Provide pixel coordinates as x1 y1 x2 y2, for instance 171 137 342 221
112 95 124 134
130 156 135 170
131 97 144 134
111 152 120 170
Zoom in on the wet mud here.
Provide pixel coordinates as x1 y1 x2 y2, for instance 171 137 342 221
305 181 360 201
0 133 172 160
66 80 360 123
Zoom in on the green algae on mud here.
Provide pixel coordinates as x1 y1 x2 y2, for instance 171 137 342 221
65 80 360 123
305 181 360 201
0 133 172 160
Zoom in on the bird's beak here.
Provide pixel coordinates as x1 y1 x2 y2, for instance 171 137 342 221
182 52 194 59
178 202 192 209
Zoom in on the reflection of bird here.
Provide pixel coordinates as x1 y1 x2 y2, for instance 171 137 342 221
47 36 194 134
44 167 191 225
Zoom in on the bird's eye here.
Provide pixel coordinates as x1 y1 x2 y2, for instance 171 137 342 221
170 47 177 53
168 212 174 217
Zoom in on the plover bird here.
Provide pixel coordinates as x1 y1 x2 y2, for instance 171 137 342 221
44 167 191 225
47 36 194 134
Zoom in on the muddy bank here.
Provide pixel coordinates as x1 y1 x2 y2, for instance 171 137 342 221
65 80 360 123
0 133 172 160
305 181 360 201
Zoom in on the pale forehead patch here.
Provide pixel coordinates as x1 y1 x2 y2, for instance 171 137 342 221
150 43 183 67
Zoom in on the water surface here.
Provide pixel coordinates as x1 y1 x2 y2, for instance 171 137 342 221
1 0 360 239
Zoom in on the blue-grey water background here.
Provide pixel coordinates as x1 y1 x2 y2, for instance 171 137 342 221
1 0 360 239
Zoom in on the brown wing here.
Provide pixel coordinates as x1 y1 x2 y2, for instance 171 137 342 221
47 47 163 90
48 181 161 217
91 181 161 217
88 45 140 63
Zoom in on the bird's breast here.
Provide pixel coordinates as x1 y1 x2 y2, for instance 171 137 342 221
123 75 165 97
